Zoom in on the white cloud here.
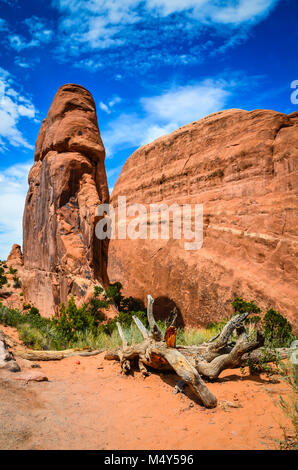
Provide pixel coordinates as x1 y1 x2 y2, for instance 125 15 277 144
99 95 122 114
0 67 37 149
8 34 39 52
141 80 229 122
146 0 279 25
14 56 40 69
52 0 280 66
0 161 31 259
14 58 30 69
101 78 231 157
24 16 53 44
7 16 53 52
99 102 110 114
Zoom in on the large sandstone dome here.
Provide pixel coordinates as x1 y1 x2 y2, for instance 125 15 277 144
108 109 298 326
21 84 109 317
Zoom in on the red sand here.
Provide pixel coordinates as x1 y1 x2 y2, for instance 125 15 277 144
0 326 294 450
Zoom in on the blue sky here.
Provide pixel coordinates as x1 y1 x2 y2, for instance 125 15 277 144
0 0 297 258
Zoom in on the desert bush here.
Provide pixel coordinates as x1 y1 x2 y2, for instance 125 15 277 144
13 275 21 288
262 308 294 348
99 282 148 335
8 266 17 275
53 296 97 342
23 303 31 310
0 291 296 355
231 296 261 325
18 324 48 350
0 267 7 289
232 297 294 347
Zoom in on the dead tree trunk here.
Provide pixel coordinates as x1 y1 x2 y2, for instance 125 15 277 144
105 294 292 408
0 329 103 362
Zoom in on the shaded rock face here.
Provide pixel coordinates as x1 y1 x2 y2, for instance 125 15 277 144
108 109 298 326
22 84 109 317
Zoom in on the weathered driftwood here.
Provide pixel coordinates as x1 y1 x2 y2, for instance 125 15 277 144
12 348 103 361
0 330 20 372
0 330 103 362
105 295 293 408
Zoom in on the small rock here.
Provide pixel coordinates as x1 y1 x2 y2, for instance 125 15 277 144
16 372 48 383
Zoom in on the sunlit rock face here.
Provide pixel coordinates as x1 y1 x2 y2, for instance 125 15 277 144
108 109 298 326
22 84 109 317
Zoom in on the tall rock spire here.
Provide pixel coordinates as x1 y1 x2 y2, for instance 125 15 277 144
22 84 109 316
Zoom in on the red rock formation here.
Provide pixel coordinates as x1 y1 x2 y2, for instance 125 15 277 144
108 109 298 326
7 244 23 268
22 84 109 317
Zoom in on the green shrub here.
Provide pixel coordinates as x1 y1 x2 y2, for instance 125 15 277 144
0 290 295 355
0 303 24 327
263 308 294 347
0 267 7 289
100 282 147 335
8 266 17 275
18 324 48 350
231 296 261 325
52 290 109 342
13 276 21 288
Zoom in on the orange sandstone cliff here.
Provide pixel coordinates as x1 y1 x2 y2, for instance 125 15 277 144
21 84 109 317
108 109 298 326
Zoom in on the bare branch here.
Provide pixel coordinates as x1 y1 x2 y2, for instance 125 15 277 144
132 315 149 339
165 308 178 328
117 322 128 348
208 312 249 352
147 295 163 341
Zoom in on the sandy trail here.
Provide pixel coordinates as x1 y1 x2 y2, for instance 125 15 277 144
0 326 294 450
